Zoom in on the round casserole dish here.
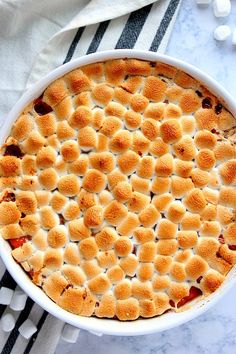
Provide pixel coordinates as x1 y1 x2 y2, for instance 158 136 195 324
0 49 236 336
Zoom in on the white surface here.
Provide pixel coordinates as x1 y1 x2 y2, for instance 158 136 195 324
232 28 236 45
0 313 15 332
196 0 211 4
167 0 236 99
61 324 80 343
18 319 37 339
0 0 235 351
0 287 14 305
214 25 231 41
213 0 231 17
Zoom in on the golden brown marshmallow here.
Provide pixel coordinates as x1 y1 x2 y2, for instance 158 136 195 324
132 131 150 155
95 227 118 250
99 116 122 137
219 160 236 185
0 156 21 177
155 153 174 177
83 169 106 193
139 205 160 228
137 156 155 179
194 130 217 149
117 151 140 175
84 206 103 228
16 191 37 215
173 136 197 161
184 188 207 213
89 152 115 173
48 225 67 248
79 237 99 260
151 177 170 195
38 168 58 190
157 219 177 239
68 155 89 176
142 76 167 101
149 138 169 157
109 130 132 154
117 212 140 236
160 119 182 144
104 200 128 226
134 227 155 244
167 201 186 223
68 218 91 241
124 110 142 130
11 114 34 141
128 192 150 213
141 118 159 140
130 175 149 194
113 181 132 203
58 174 80 197
68 106 92 129
0 202 21 225
78 127 97 150
60 141 80 162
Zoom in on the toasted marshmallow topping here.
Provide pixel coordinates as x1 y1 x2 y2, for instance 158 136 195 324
0 58 235 321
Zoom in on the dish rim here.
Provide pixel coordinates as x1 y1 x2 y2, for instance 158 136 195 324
0 49 236 336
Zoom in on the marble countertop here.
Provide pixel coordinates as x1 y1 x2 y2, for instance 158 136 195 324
56 1 236 353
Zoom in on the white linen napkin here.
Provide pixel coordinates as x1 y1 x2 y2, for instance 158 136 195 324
0 0 182 353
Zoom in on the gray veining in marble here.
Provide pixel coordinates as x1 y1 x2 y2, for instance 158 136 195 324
167 0 236 98
55 0 236 353
56 287 236 354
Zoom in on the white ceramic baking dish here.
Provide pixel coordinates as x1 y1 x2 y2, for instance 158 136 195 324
0 50 236 336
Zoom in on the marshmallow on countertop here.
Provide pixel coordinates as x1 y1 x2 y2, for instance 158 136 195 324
61 324 80 343
214 25 231 41
1 313 16 332
213 0 231 17
196 0 212 4
10 288 27 311
19 319 37 339
0 287 14 305
232 28 236 45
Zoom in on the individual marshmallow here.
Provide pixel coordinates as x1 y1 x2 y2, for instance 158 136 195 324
232 28 236 45
196 0 211 4
0 287 14 305
61 324 80 343
1 313 16 332
18 319 37 339
214 25 231 41
10 288 27 311
213 0 231 17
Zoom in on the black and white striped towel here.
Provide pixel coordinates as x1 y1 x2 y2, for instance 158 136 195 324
0 0 182 353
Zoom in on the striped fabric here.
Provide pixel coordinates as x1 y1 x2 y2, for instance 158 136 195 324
0 1 181 353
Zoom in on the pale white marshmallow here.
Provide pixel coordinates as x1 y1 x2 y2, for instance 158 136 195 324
214 25 231 41
19 319 37 339
232 28 236 45
10 288 27 311
213 0 231 17
0 313 16 332
61 324 80 343
196 0 211 4
0 287 14 305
